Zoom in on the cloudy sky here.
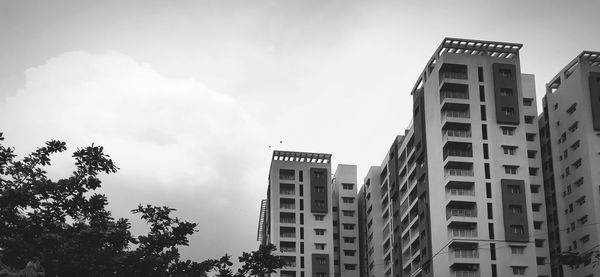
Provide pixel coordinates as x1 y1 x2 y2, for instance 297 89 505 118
1 0 599 262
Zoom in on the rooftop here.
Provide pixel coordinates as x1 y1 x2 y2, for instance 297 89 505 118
272 150 332 164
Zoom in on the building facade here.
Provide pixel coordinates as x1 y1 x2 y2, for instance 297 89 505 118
538 51 600 277
258 151 335 277
358 38 552 277
332 164 360 277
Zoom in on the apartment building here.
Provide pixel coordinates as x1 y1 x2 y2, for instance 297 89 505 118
358 38 552 277
332 164 360 277
358 137 402 277
538 51 600 277
258 151 335 277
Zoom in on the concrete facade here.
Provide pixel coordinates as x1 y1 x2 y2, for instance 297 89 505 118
332 164 360 277
258 151 335 277
539 51 600 277
358 38 552 277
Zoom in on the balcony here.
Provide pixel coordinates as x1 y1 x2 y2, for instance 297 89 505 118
280 213 296 224
451 249 479 259
446 188 475 197
280 203 295 209
443 129 472 140
452 270 479 277
439 63 468 84
448 228 478 239
280 189 295 195
440 82 469 105
443 149 473 161
444 169 474 178
447 208 477 219
441 110 471 122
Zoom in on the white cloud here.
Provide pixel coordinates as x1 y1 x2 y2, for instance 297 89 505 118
0 51 269 260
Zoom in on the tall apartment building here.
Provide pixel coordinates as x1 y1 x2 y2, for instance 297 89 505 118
332 164 360 277
358 38 552 277
258 151 335 277
257 151 361 277
358 137 402 277
538 51 600 277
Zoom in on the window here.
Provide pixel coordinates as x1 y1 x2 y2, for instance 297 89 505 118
313 201 325 210
501 126 515 135
566 103 577 114
314 214 325 221
343 250 356 256
342 197 354 204
344 264 356 270
482 124 488 139
342 183 354 190
499 68 513 78
342 210 354 217
508 185 521 194
504 165 519 174
576 196 586 206
279 169 295 180
568 122 579 133
527 150 537 159
343 224 355 230
530 185 540 194
535 239 544 247
532 203 542 212
534 221 543 230
479 85 485 101
316 273 326 277
343 237 356 243
316 257 327 265
481 105 487 121
572 158 582 169
511 225 525 235
501 107 515 116
503 146 517 155
524 116 534 124
314 186 325 193
512 266 526 275
523 98 533 106
529 167 538 176
574 177 584 187
315 243 325 250
315 229 325 235
570 140 580 151
537 257 546 265
526 133 536 141
511 246 525 254
478 67 484 82
500 88 514 96
509 205 523 214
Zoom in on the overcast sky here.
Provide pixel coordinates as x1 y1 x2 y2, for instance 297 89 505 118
1 0 599 262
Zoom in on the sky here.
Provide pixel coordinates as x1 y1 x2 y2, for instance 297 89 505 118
1 0 599 262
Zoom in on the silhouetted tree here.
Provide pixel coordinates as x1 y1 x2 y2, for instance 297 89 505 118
0 132 283 277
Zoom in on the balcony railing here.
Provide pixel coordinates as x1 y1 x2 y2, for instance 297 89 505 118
442 111 470 121
280 204 295 209
452 249 479 259
444 169 474 177
440 71 468 80
452 271 478 277
443 149 473 159
448 228 478 238
440 91 469 102
446 188 475 197
447 209 477 218
443 130 472 139
280 247 296 252
280 232 296 238
280 218 296 224
280 189 295 195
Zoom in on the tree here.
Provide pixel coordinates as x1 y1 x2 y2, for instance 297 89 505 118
0 132 283 276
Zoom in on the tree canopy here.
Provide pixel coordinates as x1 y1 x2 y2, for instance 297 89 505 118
0 132 283 276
